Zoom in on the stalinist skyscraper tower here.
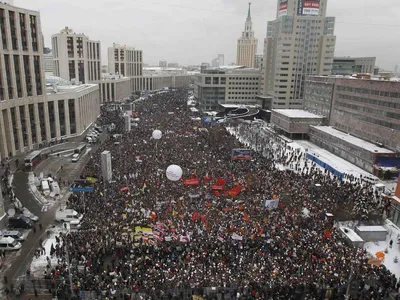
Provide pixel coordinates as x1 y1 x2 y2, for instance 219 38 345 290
236 2 258 68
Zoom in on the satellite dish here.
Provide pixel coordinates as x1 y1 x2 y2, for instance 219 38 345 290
7 208 15 217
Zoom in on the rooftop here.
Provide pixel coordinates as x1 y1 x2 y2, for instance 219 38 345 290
311 126 394 154
272 109 324 119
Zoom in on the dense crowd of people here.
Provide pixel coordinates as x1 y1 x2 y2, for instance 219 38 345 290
44 89 399 299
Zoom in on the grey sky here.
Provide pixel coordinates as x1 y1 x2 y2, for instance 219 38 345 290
16 0 400 70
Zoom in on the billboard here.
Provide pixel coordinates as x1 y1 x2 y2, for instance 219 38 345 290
278 0 288 17
298 0 320 16
232 149 252 160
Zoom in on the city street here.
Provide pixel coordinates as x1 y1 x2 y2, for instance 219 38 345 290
0 131 108 297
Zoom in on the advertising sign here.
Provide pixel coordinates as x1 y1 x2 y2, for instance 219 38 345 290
279 0 288 17
298 0 320 16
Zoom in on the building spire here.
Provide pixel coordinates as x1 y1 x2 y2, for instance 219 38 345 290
247 2 252 21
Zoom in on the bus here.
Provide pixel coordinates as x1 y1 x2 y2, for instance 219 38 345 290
24 150 42 169
72 144 87 162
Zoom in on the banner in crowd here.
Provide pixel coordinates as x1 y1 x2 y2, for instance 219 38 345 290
189 193 201 199
86 177 97 183
120 186 129 192
231 148 252 160
183 178 200 186
265 198 280 209
232 233 243 241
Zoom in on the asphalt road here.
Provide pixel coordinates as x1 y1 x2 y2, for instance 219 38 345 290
1 131 108 297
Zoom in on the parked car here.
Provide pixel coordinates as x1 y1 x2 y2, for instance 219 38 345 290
55 209 83 225
1 230 25 242
0 237 22 251
22 208 39 222
9 215 33 229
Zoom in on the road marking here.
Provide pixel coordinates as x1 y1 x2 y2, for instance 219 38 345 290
41 205 48 212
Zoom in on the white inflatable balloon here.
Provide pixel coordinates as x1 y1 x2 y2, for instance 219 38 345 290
152 130 162 140
166 164 183 181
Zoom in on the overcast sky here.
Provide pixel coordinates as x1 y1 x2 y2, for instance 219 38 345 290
15 0 400 70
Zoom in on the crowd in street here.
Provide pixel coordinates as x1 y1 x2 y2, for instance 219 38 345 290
45 89 400 299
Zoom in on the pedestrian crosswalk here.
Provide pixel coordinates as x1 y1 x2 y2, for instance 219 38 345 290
41 205 48 212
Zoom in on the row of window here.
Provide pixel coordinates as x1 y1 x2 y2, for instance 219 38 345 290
337 93 400 109
3 100 76 151
337 85 400 98
335 100 400 120
333 108 400 131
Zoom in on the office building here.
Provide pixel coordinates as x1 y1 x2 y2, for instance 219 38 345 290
218 54 225 67
304 75 400 152
255 54 263 69
52 27 101 83
236 3 257 68
0 3 100 160
211 57 219 68
194 66 261 111
332 57 376 75
99 74 131 103
108 43 143 77
309 126 395 173
43 49 54 74
261 0 336 108
46 76 100 139
159 60 167 68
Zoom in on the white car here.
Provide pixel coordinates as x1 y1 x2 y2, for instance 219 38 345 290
55 209 83 225
22 208 39 222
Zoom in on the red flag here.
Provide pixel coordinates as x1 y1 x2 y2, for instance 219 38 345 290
324 229 331 239
211 185 224 191
192 211 201 222
120 186 129 192
215 178 226 186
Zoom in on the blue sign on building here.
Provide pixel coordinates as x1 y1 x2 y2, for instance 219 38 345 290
69 187 94 193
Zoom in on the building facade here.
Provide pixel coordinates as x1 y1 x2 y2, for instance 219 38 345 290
130 75 191 93
107 43 143 77
331 78 400 152
167 63 178 68
99 74 131 103
194 67 261 111
236 3 257 68
52 27 101 84
159 60 167 68
43 49 54 74
255 54 263 69
332 57 376 75
304 75 400 152
0 4 100 160
261 0 336 109
303 75 336 120
309 125 395 173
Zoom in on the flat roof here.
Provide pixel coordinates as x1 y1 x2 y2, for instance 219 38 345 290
272 109 324 119
340 227 364 242
356 226 387 232
311 126 394 154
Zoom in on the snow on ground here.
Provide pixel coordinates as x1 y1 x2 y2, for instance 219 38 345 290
364 219 400 279
292 140 374 179
30 226 67 276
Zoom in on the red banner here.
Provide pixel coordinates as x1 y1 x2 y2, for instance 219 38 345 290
211 185 224 191
228 185 243 198
120 186 129 192
183 178 200 186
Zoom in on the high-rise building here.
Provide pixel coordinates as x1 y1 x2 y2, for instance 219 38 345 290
0 3 100 160
236 3 257 68
159 60 167 68
218 54 225 66
211 57 219 68
108 43 143 77
332 57 376 75
52 27 101 83
261 0 336 108
255 54 263 69
43 49 54 74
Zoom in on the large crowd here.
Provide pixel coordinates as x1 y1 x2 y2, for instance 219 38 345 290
43 89 399 299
